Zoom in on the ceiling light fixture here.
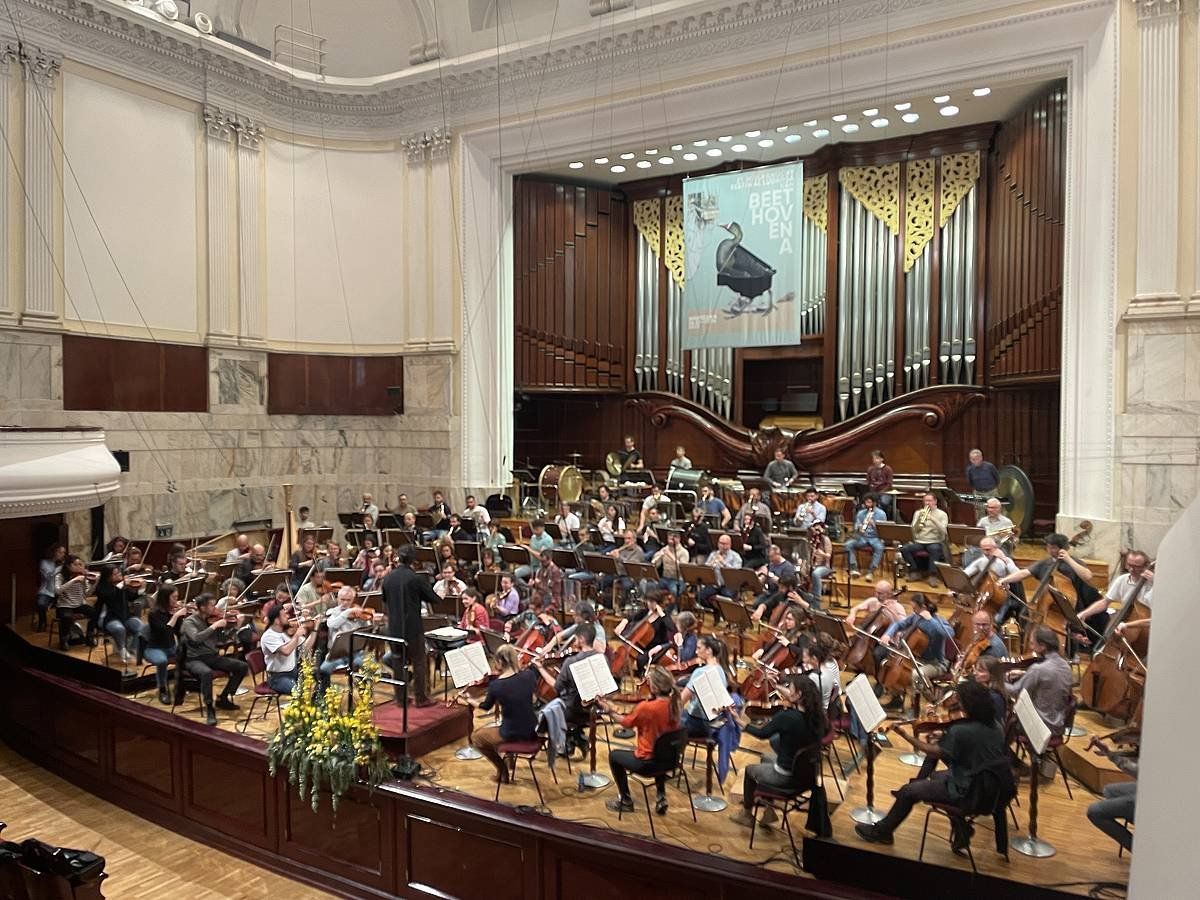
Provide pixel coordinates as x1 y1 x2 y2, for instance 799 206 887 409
706 147 723 157
744 130 761 138
813 128 830 138
757 138 774 148
594 157 608 164
842 123 860 133
862 108 879 117
933 94 950 104
803 120 818 127
644 148 658 155
972 87 991 97
636 160 652 169
832 113 847 122
894 102 911 111
610 164 626 173
731 143 748 152
871 118 889 128
784 134 802 143
693 140 708 147
671 144 684 151
939 105 959 117
619 152 635 160
902 112 920 124
658 156 674 165
775 125 790 132
682 152 698 161
718 135 733 142
568 161 584 169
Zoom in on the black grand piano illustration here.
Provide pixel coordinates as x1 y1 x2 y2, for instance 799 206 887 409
715 221 778 316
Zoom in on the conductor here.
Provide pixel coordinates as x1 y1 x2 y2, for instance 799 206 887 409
382 547 437 707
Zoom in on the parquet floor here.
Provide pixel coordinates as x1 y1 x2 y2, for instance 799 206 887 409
0 742 335 900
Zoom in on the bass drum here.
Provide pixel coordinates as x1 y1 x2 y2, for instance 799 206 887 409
666 467 711 492
538 464 584 505
714 478 745 512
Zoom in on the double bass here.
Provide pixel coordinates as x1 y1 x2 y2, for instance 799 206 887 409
1023 521 1093 652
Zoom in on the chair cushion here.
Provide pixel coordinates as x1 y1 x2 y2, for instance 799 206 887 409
498 741 542 755
254 682 280 696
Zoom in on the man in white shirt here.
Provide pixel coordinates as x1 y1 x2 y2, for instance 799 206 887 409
433 564 468 600
698 534 743 612
793 488 826 530
963 498 1016 564
260 604 316 694
224 534 251 564
638 485 666 530
360 493 380 524
319 587 375 685
670 446 692 470
462 494 492 531
554 502 581 541
962 537 1026 626
1077 550 1154 634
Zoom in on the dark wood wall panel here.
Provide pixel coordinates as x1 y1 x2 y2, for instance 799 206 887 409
63 335 207 412
514 177 628 391
985 84 1066 381
267 353 404 416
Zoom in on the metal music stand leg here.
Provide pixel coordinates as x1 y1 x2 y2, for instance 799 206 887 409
850 735 885 824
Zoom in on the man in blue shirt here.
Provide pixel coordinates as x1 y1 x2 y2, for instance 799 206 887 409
696 485 731 528
843 494 887 580
966 449 1001 493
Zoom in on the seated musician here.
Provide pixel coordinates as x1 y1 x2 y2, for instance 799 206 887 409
539 601 607 656
612 588 674 674
458 589 493 641
679 635 732 738
793 486 826 530
763 447 798 491
809 523 833 600
659 611 699 673
515 519 555 585
843 494 886 580
963 498 1016 565
739 487 772 526
35 542 66 633
391 493 412 517
565 527 603 599
638 484 667 530
998 534 1103 648
489 572 522 623
968 610 1008 659
855 680 1008 847
597 665 682 815
529 549 564 612
973 655 1008 723
215 577 258 653
617 434 644 471
462 494 491 532
505 594 560 644
323 539 346 569
427 489 452 540
144 585 187 704
750 572 808 626
728 675 826 829
163 550 196 583
401 512 421 543
482 519 506 553
260 604 317 696
106 535 130 558
865 450 896 520
296 567 329 615
319 586 377 686
467 644 540 784
637 507 665 560
803 632 843 712
433 539 458 574
750 604 805 669
434 564 467 601
847 579 907 631
697 534 743 613
962 537 1023 627
234 543 267 584
288 533 319 592
94 564 145 663
224 533 252 564
652 529 689 600
54 554 98 650
597 504 625 550
966 448 1001 494
684 506 714 558
670 445 693 470
1077 549 1154 640
587 484 617 520
180 594 249 725
877 593 954 707
900 493 950 586
478 547 502 575
1087 755 1138 855
1004 625 1073 736
363 560 388 592
447 514 472 544
534 622 602 729
600 530 643 607
696 484 732 528
761 542 798 593
738 511 769 570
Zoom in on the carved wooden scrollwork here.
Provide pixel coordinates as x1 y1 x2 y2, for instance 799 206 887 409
904 158 935 272
838 163 900 234
939 151 980 227
803 174 828 232
632 198 662 254
663 194 685 288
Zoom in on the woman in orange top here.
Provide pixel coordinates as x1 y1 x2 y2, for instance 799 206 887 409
596 666 681 815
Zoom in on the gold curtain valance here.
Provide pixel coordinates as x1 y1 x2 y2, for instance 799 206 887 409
838 163 901 235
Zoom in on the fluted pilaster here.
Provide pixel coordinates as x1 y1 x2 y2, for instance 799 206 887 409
0 47 17 320
236 118 264 344
204 105 238 340
21 48 60 319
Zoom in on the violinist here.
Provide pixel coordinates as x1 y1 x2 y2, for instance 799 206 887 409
434 538 458 573
105 535 129 559
803 632 843 712
163 551 193 583
651 530 689 600
434 564 467 601
319 587 378 687
728 675 826 829
35 543 66 633
478 546 502 575
467 644 540 784
1000 534 1103 646
877 594 954 707
458 589 493 641
529 549 564 612
235 543 269 584
216 577 259 653
855 680 1008 848
353 534 381 570
490 572 522 623
288 533 319 592
738 511 769 570
94 565 145 664
506 595 560 646
296 568 331 616
224 533 252 564
1079 549 1154 628
363 560 388 592
323 539 346 569
260 604 316 695
540 602 607 656
181 594 248 725
1004 626 1073 736
121 545 151 579
679 635 732 738
596 666 682 815
613 589 674 675
145 585 187 704
968 610 1007 660
656 611 700 674
54 554 99 650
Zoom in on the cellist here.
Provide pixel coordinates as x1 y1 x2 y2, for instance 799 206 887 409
612 588 674 676
963 536 1024 626
877 593 954 709
1078 549 1154 634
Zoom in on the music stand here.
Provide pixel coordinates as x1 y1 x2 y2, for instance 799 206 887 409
475 572 502 596
479 628 509 658
242 569 292 600
337 513 358 530
415 512 434 529
581 553 618 576
679 563 718 588
811 611 848 645
303 526 335 543
359 589 383 611
622 561 658 585
875 522 914 583
412 546 436 567
323 567 365 588
384 529 416 547
713 597 753 660
500 544 534 569
456 542 481 564
170 574 209 602
947 525 985 547
719 567 763 598
544 523 564 541
551 548 579 570
770 534 809 562
217 560 241 581
375 513 400 530
935 562 976 596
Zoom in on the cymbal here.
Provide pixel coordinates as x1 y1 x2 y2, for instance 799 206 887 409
884 488 903 495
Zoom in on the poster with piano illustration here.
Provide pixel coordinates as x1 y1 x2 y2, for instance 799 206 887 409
681 161 805 349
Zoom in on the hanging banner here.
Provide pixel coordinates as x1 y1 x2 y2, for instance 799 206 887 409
681 161 806 349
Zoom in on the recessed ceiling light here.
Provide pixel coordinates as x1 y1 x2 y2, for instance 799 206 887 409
939 105 959 117
894 102 911 111
644 148 658 155
757 138 774 148
871 118 889 128
731 143 748 152
610 164 626 173
718 135 733 142
972 87 991 97
682 152 698 161
744 130 761 138
803 120 818 127
842 123 860 133
706 147 723 157
568 161 584 169
933 95 950 104
813 128 830 138
594 157 608 164
619 152 635 160
671 144 684 151
693 140 708 147
658 156 674 165
902 112 920 124
636 160 652 169
862 108 879 117
775 125 790 133
832 113 847 122
784 134 802 143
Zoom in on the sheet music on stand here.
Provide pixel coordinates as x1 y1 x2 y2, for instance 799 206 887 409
691 666 734 721
845 673 888 733
569 653 619 703
444 642 491 689
1014 688 1052 756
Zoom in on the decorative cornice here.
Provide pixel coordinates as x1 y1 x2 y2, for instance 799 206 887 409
402 126 452 164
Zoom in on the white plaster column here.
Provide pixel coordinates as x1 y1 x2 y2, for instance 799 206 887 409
235 117 265 345
21 48 61 320
1133 0 1182 304
0 46 17 321
203 105 238 342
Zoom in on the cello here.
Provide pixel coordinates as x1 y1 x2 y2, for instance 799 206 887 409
609 612 659 679
1080 630 1147 721
739 618 802 703
844 587 906 677
875 595 938 700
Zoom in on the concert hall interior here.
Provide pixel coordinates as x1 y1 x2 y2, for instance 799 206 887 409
0 1 1195 899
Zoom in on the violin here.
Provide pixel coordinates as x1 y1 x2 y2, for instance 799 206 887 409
951 635 991 682
347 606 376 622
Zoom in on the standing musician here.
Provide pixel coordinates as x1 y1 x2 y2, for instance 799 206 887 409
683 506 713 559
793 487 827 531
739 487 773 525
1077 549 1154 631
877 593 954 708
180 594 249 725
382 547 438 707
696 484 732 528
466 644 540 784
35 543 66 633
597 666 682 815
843 494 887 580
865 450 896 521
998 533 1103 647
617 434 644 472
529 549 564 612
900 493 950 585
855 680 1009 848
763 447 798 490
728 675 826 830
652 530 689 600
697 534 743 613
738 511 769 570
965 449 1001 494
1004 625 1073 736
670 445 693 470
260 604 317 695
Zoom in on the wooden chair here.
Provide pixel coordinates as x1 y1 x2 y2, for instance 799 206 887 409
240 649 285 734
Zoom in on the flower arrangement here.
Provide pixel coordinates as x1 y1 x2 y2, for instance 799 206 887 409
267 653 393 813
